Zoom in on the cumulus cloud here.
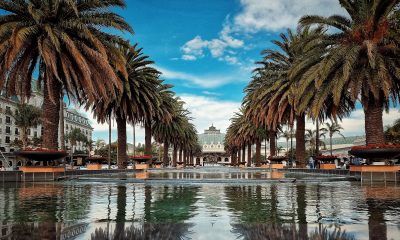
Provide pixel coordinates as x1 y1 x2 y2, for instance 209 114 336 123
180 25 244 64
234 0 345 32
303 109 400 137
85 94 241 142
157 66 245 88
180 94 241 133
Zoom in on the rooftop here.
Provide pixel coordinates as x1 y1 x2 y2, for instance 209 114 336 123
198 125 225 145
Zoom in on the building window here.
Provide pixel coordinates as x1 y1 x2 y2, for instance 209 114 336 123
0 118 2 123
34 131 37 137
5 116 11 124
27 129 31 135
5 126 10 134
5 136 10 144
224 158 229 162
15 128 19 135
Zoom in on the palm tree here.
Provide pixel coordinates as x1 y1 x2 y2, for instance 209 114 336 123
325 122 345 155
88 45 161 169
66 128 87 154
385 118 400 144
226 108 268 167
13 103 41 148
282 128 294 154
0 0 132 149
299 0 400 145
305 128 327 156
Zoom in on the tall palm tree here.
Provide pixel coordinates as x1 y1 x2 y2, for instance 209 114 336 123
13 103 41 148
325 122 345 155
226 108 268 167
66 128 87 154
88 45 161 169
305 128 327 156
299 0 400 145
0 0 132 149
282 128 293 154
152 96 186 167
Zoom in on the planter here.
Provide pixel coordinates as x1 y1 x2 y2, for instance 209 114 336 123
320 163 336 170
87 163 102 170
270 163 284 169
129 156 152 163
15 150 68 162
19 166 65 173
350 165 400 172
135 163 149 170
268 156 288 163
153 162 163 169
349 147 400 160
316 156 337 162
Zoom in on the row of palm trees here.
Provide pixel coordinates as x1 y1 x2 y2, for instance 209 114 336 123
225 0 400 167
0 0 200 168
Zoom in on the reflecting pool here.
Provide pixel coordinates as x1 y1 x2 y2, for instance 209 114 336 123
0 169 399 239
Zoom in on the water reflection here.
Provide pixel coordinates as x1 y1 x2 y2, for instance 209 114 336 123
2 222 358 240
232 223 355 240
0 180 399 239
145 170 285 180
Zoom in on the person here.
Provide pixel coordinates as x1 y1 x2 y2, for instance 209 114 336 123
309 156 315 169
0 166 5 171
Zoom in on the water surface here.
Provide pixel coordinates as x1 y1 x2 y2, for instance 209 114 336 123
0 169 399 239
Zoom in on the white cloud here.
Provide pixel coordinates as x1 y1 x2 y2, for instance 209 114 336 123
303 109 400 137
234 0 345 32
180 24 244 64
157 66 246 88
85 94 242 143
180 94 241 134
221 55 239 65
182 55 197 61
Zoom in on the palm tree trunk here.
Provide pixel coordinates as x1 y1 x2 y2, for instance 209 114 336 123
163 142 169 166
247 143 252 167
316 120 320 156
330 136 333 156
255 140 261 166
42 78 62 149
364 97 385 144
172 146 177 167
144 121 152 156
237 149 241 163
116 113 127 169
133 123 136 156
296 114 306 167
178 148 183 163
59 96 65 150
269 131 276 156
183 150 187 167
108 115 111 169
21 126 27 149
242 145 246 165
231 151 237 165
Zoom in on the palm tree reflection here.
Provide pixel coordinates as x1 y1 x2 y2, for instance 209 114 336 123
231 223 355 240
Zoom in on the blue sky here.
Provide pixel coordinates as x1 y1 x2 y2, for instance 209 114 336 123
84 0 400 143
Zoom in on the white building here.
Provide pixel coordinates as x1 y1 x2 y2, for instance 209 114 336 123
0 90 93 153
196 125 231 165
